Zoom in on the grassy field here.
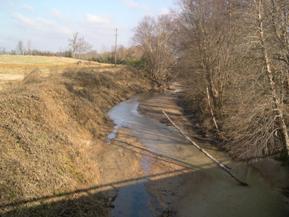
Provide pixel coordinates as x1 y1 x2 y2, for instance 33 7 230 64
0 55 112 90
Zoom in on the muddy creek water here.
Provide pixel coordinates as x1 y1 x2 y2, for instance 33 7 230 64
108 95 289 217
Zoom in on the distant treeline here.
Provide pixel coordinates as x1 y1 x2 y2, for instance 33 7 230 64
0 49 73 57
0 44 145 68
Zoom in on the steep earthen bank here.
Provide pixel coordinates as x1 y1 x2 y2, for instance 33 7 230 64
0 67 150 216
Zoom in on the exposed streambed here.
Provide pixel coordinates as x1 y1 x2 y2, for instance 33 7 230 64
107 94 289 217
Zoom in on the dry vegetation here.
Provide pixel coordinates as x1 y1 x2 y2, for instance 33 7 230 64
0 59 149 216
1 0 288 214
0 55 102 74
134 16 177 89
0 55 112 90
135 0 289 161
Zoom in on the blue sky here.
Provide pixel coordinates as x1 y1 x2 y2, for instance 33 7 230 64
0 0 175 52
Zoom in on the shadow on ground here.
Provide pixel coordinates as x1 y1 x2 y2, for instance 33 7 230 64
1 161 289 217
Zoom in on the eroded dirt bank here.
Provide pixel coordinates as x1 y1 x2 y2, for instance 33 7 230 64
108 92 289 217
0 67 150 216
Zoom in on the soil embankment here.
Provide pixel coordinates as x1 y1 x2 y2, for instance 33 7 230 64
0 66 150 216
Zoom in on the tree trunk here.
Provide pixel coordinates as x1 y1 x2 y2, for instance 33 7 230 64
207 87 220 132
256 0 289 157
198 39 220 132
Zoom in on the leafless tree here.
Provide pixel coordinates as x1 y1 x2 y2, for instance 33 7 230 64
134 16 177 89
172 0 289 160
26 40 31 55
16 41 24 55
69 32 92 58
254 0 289 156
128 0 289 160
176 0 235 132
226 0 289 159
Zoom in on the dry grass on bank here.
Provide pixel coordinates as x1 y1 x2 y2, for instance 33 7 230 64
0 64 149 216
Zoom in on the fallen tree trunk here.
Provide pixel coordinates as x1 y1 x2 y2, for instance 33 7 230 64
162 111 248 186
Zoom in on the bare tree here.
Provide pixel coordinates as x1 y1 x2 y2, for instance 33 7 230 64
134 16 176 89
26 40 31 55
254 0 289 156
176 0 235 133
16 41 24 55
69 32 79 58
173 0 289 160
269 0 289 102
69 32 92 58
131 0 289 160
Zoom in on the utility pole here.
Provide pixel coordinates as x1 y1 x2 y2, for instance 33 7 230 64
114 28 118 66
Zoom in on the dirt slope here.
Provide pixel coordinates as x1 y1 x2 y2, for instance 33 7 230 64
0 66 149 216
